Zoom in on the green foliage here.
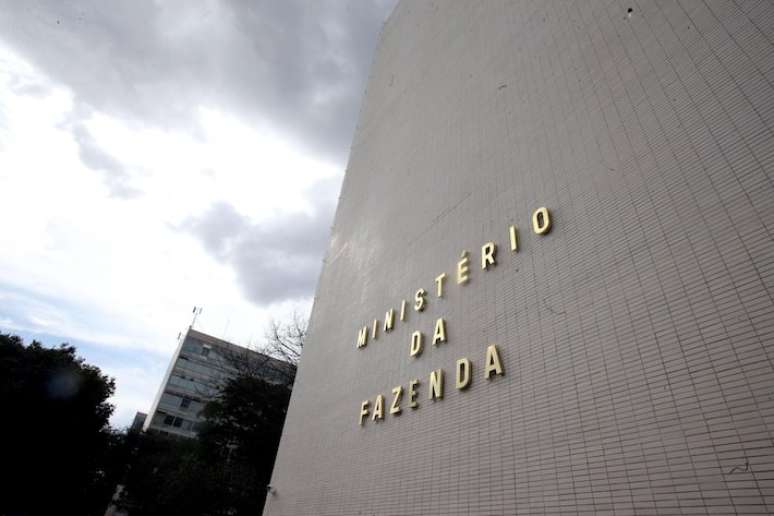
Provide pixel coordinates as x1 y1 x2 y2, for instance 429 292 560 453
0 333 293 516
0 333 123 516
119 432 221 515
122 374 292 516
199 375 291 463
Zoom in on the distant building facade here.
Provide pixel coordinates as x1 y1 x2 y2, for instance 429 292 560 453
130 412 146 433
144 328 285 438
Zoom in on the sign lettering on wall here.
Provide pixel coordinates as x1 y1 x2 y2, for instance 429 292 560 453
357 207 554 426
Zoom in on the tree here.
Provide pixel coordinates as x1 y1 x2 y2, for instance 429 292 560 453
118 431 221 516
198 375 293 513
0 333 121 516
119 314 303 515
120 375 292 516
264 312 305 367
216 313 305 387
261 312 305 384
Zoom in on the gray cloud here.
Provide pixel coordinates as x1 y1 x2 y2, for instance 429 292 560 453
70 124 140 199
0 0 393 306
0 0 396 163
183 177 339 305
8 74 51 97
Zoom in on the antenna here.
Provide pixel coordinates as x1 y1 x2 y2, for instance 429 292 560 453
191 306 203 329
223 316 231 341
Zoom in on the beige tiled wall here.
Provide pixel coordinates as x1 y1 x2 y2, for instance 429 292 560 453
266 1 774 514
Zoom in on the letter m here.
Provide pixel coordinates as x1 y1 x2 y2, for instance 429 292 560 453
357 326 369 348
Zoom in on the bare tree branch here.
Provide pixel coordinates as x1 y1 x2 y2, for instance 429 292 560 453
260 311 305 384
202 313 305 395
265 312 305 362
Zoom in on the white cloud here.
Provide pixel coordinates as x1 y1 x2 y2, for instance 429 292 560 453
102 362 167 429
0 42 333 424
0 0 396 426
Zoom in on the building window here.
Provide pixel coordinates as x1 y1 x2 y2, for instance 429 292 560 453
163 415 175 426
201 345 211 358
180 398 192 409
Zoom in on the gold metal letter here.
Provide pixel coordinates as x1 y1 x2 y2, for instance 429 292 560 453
509 225 519 252
432 318 447 346
435 273 447 297
400 299 407 321
456 358 471 390
357 326 368 348
532 207 552 235
359 400 370 425
428 369 444 400
484 344 504 379
384 309 395 332
414 288 426 312
410 331 423 357
457 251 470 284
408 379 420 409
481 241 496 270
390 386 403 415
371 319 379 340
372 394 384 421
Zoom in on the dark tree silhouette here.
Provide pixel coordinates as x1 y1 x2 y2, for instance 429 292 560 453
199 375 293 509
0 333 123 516
118 432 219 516
120 375 292 516
118 315 301 515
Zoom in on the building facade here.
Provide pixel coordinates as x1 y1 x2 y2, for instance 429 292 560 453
130 411 146 433
144 328 283 438
266 1 774 514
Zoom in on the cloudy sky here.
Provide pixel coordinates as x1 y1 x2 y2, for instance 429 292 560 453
0 0 396 426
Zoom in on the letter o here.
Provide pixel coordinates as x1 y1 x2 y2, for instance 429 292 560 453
532 207 552 235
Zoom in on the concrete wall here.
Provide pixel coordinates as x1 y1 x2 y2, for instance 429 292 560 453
266 1 774 514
